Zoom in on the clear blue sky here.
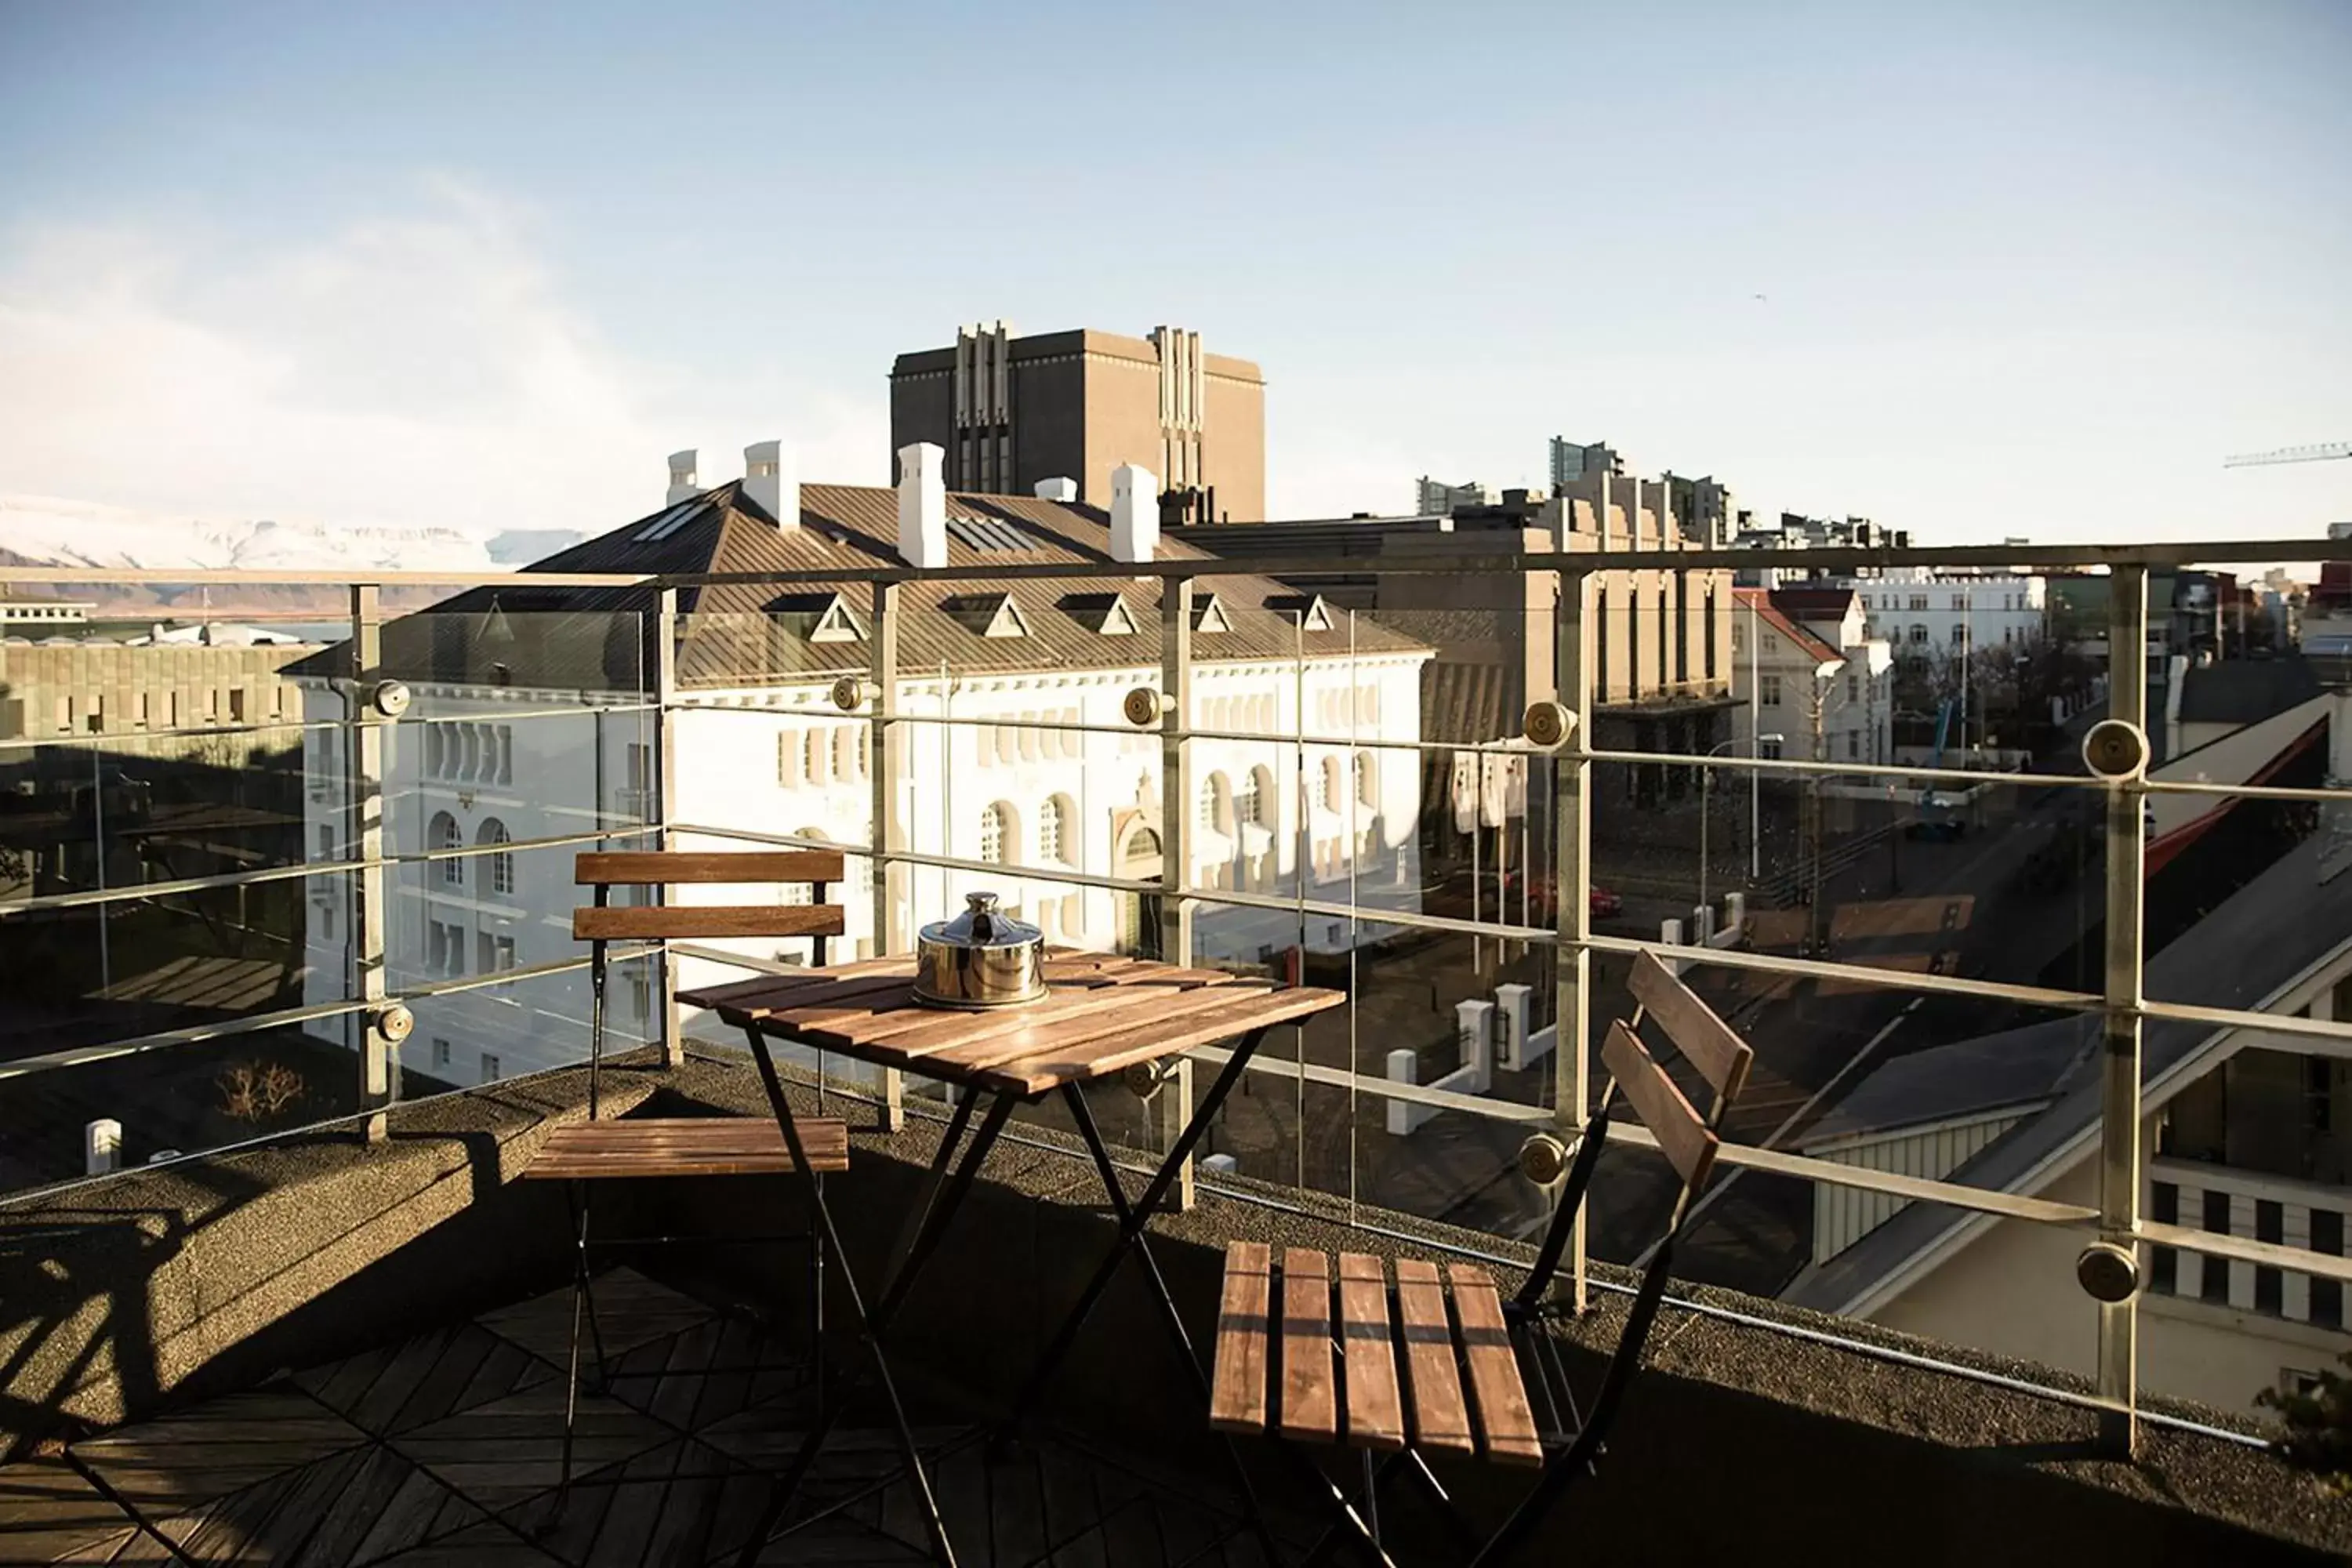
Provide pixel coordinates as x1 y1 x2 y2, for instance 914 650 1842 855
1 0 2347 542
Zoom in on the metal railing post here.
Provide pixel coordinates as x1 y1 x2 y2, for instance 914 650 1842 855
872 582 906 1131
2097 564 2150 1457
1159 576 1196 1211
350 585 390 1142
654 588 684 1069
1554 567 1593 1310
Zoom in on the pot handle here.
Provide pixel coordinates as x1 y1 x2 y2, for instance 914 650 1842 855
964 889 998 942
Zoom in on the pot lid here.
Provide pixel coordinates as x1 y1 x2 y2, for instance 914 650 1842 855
920 891 1041 950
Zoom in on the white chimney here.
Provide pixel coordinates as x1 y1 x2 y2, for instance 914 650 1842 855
665 449 699 506
1033 476 1079 503
897 441 947 569
744 440 797 528
1110 463 1159 564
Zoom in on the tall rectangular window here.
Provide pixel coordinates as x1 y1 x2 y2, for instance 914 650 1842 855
2201 1189 2234 1303
2314 1210 2345 1327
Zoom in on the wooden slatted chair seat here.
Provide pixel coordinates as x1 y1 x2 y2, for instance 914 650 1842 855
1210 1244 1543 1468
524 1116 850 1181
1207 949 1759 1567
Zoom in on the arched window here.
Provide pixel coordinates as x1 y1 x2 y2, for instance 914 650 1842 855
1234 769 1261 829
1200 773 1229 833
805 729 830 786
1039 795 1070 864
1354 753 1376 809
430 811 464 888
979 801 1013 865
1321 756 1344 813
476 818 514 897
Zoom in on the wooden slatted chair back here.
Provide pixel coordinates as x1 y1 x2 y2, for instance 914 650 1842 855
572 851 848 945
572 849 847 1116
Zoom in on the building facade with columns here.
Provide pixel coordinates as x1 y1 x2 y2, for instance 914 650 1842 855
294 444 1427 1085
889 322 1265 524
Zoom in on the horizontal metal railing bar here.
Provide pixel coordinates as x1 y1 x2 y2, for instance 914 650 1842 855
0 945 658 1081
648 535 2352 586
1585 931 2108 1011
0 824 658 916
0 568 657 587
2143 778 2352 804
2138 1220 2352 1284
2137 997 2352 1046
9 537 2343 597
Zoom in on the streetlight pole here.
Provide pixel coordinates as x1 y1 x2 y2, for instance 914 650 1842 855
1701 732 1779 914
1748 593 1763 882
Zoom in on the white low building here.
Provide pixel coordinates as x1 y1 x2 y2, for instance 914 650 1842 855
1786 837 2352 1420
1730 587 1893 766
296 444 1432 1085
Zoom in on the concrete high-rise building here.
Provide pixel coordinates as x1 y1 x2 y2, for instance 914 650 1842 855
890 321 1265 523
1413 477 1497 516
1549 437 1737 547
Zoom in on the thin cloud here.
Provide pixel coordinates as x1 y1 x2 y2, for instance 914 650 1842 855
0 182 883 540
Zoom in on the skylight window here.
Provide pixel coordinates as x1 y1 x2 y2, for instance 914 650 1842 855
633 499 702 543
946 515 1036 553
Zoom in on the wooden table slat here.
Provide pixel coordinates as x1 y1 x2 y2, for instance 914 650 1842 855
1277 1250 1336 1443
1208 1241 1273 1437
976 986 1339 1096
677 958 909 1009
1448 1264 1542 1468
1393 1258 1473 1455
906 979 1261 1079
805 972 1192 1054
1337 1254 1404 1450
713 975 919 1025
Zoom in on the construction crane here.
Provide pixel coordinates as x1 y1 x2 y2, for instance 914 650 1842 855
2223 441 2352 467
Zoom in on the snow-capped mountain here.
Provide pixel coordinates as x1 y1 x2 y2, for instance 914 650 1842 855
0 495 582 574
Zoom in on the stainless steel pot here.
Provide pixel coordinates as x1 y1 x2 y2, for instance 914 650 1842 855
913 891 1047 1010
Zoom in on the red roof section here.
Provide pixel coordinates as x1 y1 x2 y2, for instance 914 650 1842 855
1734 587 1845 665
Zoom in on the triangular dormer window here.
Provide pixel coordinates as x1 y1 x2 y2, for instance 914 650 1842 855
1192 594 1231 634
811 596 865 644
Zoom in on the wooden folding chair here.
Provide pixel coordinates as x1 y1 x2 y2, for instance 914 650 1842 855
1208 951 1751 1566
520 850 854 1505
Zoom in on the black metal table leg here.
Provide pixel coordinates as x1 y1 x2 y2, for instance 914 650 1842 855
732 1028 967 1568
1000 1031 1284 1559
734 1030 1025 1568
1007 1028 1272 1419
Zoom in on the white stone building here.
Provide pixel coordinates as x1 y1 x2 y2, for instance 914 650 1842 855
1853 568 2049 659
296 445 1432 1084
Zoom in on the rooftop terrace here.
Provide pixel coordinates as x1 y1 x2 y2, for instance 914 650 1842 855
5 529 2352 1563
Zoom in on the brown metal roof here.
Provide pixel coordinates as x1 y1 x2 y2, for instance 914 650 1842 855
293 481 1428 692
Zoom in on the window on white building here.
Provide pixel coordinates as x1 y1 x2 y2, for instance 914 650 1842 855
1908 595 1927 612
777 731 801 787
1236 768 1265 828
480 1052 503 1083
477 818 514 897
431 1038 452 1072
1847 731 1860 760
1951 593 1967 611
1909 625 1929 644
1321 756 1345 812
1759 737 1784 760
1355 753 1376 808
835 724 862 781
979 801 1012 864
1951 624 1969 646
1846 674 1858 702
1761 674 1784 706
804 729 829 786
479 931 517 978
430 811 464 889
1039 795 1070 864
1200 775 1228 833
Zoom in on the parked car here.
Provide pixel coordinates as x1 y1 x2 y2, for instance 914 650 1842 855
1904 792 1968 843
